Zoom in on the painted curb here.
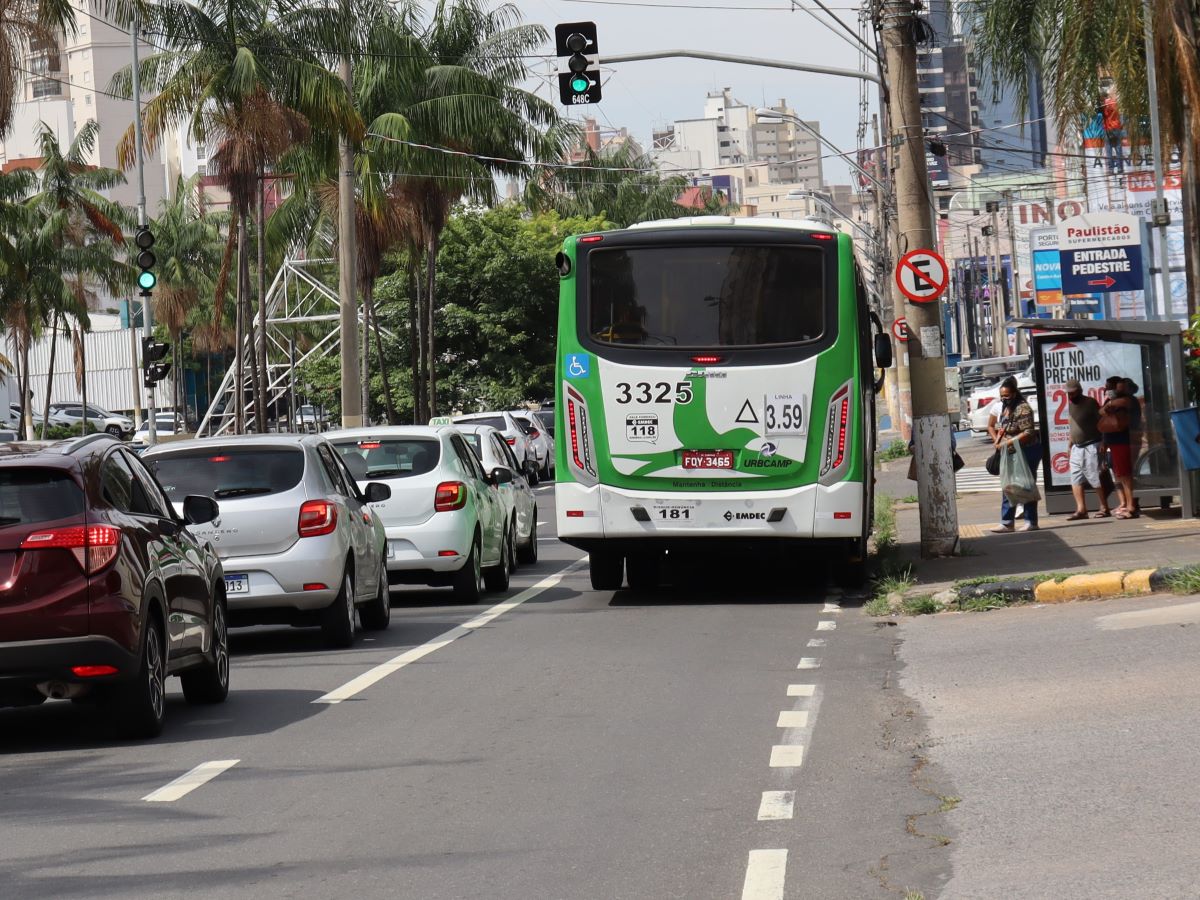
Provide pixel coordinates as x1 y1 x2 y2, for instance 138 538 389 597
952 566 1192 606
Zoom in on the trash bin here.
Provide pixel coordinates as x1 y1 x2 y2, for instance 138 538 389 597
1171 407 1200 470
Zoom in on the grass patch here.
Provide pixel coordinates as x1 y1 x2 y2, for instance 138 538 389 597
874 493 898 549
1166 566 1200 595
903 892 926 900
955 574 1004 588
899 494 919 504
875 565 915 597
938 795 961 813
864 595 893 616
877 439 910 462
901 594 940 616
954 592 1034 613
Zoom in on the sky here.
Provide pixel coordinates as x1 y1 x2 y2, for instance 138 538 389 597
509 0 872 185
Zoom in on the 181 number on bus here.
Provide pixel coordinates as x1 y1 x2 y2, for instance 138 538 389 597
615 382 694 405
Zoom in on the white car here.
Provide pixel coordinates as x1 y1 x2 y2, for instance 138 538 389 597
509 411 553 479
48 403 134 438
966 372 1039 433
458 424 539 565
452 412 538 483
132 414 183 445
328 426 513 601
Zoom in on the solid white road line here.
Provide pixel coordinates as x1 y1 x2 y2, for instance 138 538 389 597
776 710 809 728
822 602 841 612
816 620 836 631
796 658 821 669
314 559 587 704
806 638 825 648
787 684 816 697
769 745 805 768
741 849 788 900
143 760 239 802
756 791 795 821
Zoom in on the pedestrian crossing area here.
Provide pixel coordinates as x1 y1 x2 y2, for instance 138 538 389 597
955 466 1000 494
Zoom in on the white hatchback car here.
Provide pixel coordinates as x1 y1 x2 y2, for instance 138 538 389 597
509 411 553 479
452 412 537 483
458 424 538 565
328 426 513 601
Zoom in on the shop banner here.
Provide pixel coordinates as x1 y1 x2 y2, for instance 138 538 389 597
1039 339 1143 486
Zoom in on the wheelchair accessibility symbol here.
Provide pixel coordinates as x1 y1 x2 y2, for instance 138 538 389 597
565 354 590 379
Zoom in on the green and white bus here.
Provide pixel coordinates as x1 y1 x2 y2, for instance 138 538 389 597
553 217 893 590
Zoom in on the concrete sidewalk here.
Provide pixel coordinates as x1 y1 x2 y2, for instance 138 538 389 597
875 427 1200 595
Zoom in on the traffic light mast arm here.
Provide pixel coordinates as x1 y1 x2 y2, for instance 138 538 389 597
599 49 882 86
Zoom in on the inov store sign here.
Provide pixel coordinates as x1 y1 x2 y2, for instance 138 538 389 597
1057 212 1144 293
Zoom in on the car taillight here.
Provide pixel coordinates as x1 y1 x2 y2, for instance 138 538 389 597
977 396 994 410
565 385 597 482
528 428 540 439
505 437 516 446
21 525 120 574
820 381 852 480
298 500 338 537
434 481 467 512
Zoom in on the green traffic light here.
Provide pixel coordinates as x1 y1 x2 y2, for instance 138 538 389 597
138 271 156 290
571 74 589 93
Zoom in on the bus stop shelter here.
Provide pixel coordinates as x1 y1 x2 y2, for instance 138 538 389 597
1012 318 1198 519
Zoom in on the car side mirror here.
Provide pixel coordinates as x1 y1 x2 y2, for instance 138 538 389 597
364 482 391 503
183 495 220 525
490 467 514 485
874 332 893 369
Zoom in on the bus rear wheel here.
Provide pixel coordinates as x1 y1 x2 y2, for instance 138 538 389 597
589 550 624 591
626 552 662 590
832 537 868 589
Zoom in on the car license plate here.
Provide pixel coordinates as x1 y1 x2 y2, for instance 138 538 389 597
682 450 734 470
224 574 249 594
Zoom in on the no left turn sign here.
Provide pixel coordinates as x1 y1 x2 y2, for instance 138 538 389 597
895 248 949 303
892 317 909 342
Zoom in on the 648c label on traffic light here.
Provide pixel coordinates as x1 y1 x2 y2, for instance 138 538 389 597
764 393 806 436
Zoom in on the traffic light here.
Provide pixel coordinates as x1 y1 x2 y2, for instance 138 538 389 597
142 336 170 388
135 226 156 296
555 22 600 105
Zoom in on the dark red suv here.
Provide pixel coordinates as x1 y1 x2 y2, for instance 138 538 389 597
0 434 228 738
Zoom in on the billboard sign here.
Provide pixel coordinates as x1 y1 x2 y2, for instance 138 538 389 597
1057 212 1144 293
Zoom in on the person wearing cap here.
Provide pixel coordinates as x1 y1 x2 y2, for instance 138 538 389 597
1064 378 1111 520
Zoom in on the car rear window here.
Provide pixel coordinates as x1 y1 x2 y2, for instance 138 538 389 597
329 437 441 480
460 433 483 461
0 468 84 526
455 416 507 432
147 448 306 499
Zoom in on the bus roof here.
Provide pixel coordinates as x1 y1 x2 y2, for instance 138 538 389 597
626 216 839 235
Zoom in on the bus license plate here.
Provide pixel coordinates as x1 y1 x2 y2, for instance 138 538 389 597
682 450 734 470
224 574 250 594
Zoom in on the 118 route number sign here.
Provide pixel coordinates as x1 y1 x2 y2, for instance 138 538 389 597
895 248 949 303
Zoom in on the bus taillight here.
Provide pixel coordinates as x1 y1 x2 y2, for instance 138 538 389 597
820 382 852 482
565 386 598 483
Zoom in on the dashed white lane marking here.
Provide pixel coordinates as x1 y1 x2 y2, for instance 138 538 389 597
796 658 821 669
143 760 239 802
756 791 795 821
769 744 805 767
816 620 836 631
806 638 825 648
537 520 548 526
314 559 587 704
787 684 816 697
822 602 841 613
740 849 788 900
776 710 809 728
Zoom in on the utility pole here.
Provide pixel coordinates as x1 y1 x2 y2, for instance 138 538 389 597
338 56 362 428
881 0 958 556
874 113 909 440
130 12 155 446
1141 0 1174 321
988 201 1005 353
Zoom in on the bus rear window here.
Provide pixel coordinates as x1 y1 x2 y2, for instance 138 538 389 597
587 244 825 348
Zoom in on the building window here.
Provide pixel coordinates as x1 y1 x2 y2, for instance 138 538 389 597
32 78 61 98
196 164 207 177
196 142 206 158
85 94 91 105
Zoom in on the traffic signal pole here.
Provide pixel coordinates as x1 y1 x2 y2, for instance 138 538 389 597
880 0 959 556
130 11 155 447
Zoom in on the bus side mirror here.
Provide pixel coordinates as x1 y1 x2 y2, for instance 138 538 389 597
874 333 893 369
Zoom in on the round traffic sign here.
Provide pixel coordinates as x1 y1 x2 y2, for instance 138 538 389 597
895 248 949 303
892 317 909 342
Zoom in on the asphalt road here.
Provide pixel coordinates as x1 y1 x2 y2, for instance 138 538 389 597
1 483 950 900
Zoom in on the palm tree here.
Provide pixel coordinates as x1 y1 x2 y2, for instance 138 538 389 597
111 0 359 432
0 0 76 137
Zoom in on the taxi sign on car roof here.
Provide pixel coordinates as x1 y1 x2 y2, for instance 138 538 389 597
428 416 453 426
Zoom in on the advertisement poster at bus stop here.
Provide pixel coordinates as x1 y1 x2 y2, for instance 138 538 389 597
1039 339 1143 486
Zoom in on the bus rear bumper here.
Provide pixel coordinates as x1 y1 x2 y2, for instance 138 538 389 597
555 481 864 542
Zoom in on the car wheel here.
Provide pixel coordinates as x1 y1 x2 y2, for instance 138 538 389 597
626 552 662 590
517 514 538 565
589 549 624 591
110 615 167 739
526 463 539 486
321 570 357 648
181 594 230 704
360 566 391 631
483 528 511 592
506 519 519 572
105 424 122 437
452 537 484 603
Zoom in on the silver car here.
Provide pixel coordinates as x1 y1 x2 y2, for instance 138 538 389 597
509 411 553 479
458 424 539 565
327 426 512 602
144 434 392 647
452 412 537 483
49 403 135 438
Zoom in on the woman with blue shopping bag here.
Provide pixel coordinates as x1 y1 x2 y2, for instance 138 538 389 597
990 376 1043 533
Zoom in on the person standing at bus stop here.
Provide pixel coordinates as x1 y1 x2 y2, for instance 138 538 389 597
1064 378 1112 519
991 376 1042 533
1100 377 1138 518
